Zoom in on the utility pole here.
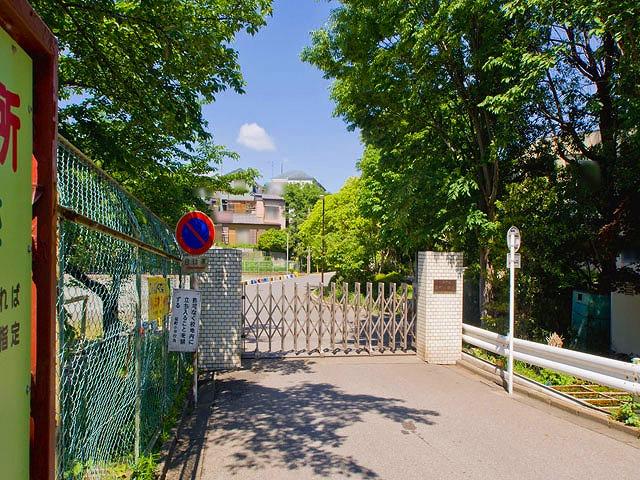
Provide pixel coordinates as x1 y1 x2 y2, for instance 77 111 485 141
286 231 289 273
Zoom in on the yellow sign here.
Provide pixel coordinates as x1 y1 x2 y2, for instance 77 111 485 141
0 26 33 480
148 277 170 321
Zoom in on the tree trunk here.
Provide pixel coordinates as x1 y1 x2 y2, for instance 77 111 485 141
479 246 495 320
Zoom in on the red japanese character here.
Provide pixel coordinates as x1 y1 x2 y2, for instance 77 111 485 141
0 82 21 172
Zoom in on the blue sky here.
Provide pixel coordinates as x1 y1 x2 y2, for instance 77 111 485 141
202 0 362 193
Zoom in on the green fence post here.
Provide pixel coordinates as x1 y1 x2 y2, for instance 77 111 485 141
134 248 142 462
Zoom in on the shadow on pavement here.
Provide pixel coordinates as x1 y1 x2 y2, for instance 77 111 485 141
248 358 316 375
163 376 214 480
210 359 440 478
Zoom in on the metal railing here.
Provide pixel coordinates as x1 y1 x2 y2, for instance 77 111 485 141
462 323 640 395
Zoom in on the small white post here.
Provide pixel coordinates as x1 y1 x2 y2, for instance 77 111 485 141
508 243 515 395
506 226 521 396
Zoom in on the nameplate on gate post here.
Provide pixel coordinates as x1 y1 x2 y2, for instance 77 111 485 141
182 255 207 273
433 279 457 294
169 289 201 352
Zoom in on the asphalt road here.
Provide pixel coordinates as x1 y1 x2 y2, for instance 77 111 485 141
166 356 640 480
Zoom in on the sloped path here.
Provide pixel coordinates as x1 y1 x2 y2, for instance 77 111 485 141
167 356 640 480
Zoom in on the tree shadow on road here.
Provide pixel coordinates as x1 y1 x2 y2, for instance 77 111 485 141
248 358 316 375
211 361 439 478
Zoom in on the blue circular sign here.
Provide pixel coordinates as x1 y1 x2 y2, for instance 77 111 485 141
175 211 215 255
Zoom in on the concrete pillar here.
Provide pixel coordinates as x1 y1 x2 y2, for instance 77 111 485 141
416 251 464 364
198 248 242 371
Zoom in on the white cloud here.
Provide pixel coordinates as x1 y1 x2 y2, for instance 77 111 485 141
236 123 276 151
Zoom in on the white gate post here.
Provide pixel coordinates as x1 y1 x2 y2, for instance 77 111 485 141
415 251 464 364
197 248 243 370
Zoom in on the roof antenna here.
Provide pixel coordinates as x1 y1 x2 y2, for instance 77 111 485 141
281 159 284 175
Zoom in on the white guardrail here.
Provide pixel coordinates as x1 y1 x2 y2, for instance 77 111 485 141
462 323 640 395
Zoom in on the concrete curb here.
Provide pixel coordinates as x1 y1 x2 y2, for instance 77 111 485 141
157 373 216 480
459 352 640 441
155 396 191 480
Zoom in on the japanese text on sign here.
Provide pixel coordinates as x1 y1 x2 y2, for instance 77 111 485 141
0 81 22 173
0 282 22 354
0 24 33 480
168 289 200 352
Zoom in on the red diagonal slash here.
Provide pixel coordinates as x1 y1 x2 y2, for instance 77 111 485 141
185 219 206 246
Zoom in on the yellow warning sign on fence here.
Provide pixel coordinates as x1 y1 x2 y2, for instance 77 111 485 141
148 277 170 321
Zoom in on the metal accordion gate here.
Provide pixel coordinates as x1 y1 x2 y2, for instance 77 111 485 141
242 280 417 356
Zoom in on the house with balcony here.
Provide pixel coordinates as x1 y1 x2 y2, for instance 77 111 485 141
211 191 286 245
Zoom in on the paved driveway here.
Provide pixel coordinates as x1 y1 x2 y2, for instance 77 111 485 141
167 356 640 480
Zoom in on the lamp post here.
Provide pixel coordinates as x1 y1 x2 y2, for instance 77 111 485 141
321 195 326 285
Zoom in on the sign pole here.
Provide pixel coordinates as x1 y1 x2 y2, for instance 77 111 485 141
174 210 213 408
506 226 521 396
508 241 515 395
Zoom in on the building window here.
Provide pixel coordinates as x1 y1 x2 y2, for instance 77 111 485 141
265 206 279 221
236 228 252 245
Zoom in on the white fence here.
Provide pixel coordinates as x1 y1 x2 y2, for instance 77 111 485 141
462 323 640 395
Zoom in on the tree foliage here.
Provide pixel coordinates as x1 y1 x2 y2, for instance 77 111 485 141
33 0 272 224
304 0 640 336
283 182 326 237
303 0 540 312
297 178 378 283
257 228 288 253
487 0 640 291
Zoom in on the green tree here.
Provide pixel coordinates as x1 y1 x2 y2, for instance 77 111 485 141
487 0 640 291
297 178 378 283
303 0 541 314
257 228 288 253
283 182 326 237
33 0 272 224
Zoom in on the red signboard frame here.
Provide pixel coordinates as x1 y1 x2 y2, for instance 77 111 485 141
175 211 216 256
0 1 58 479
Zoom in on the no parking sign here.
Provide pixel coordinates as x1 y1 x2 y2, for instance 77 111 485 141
175 211 215 255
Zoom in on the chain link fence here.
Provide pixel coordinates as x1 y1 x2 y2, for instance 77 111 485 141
56 137 191 479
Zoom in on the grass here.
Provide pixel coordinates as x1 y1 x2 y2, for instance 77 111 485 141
464 345 579 386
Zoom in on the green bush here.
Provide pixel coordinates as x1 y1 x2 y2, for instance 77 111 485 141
257 229 288 253
373 271 404 284
613 401 640 427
